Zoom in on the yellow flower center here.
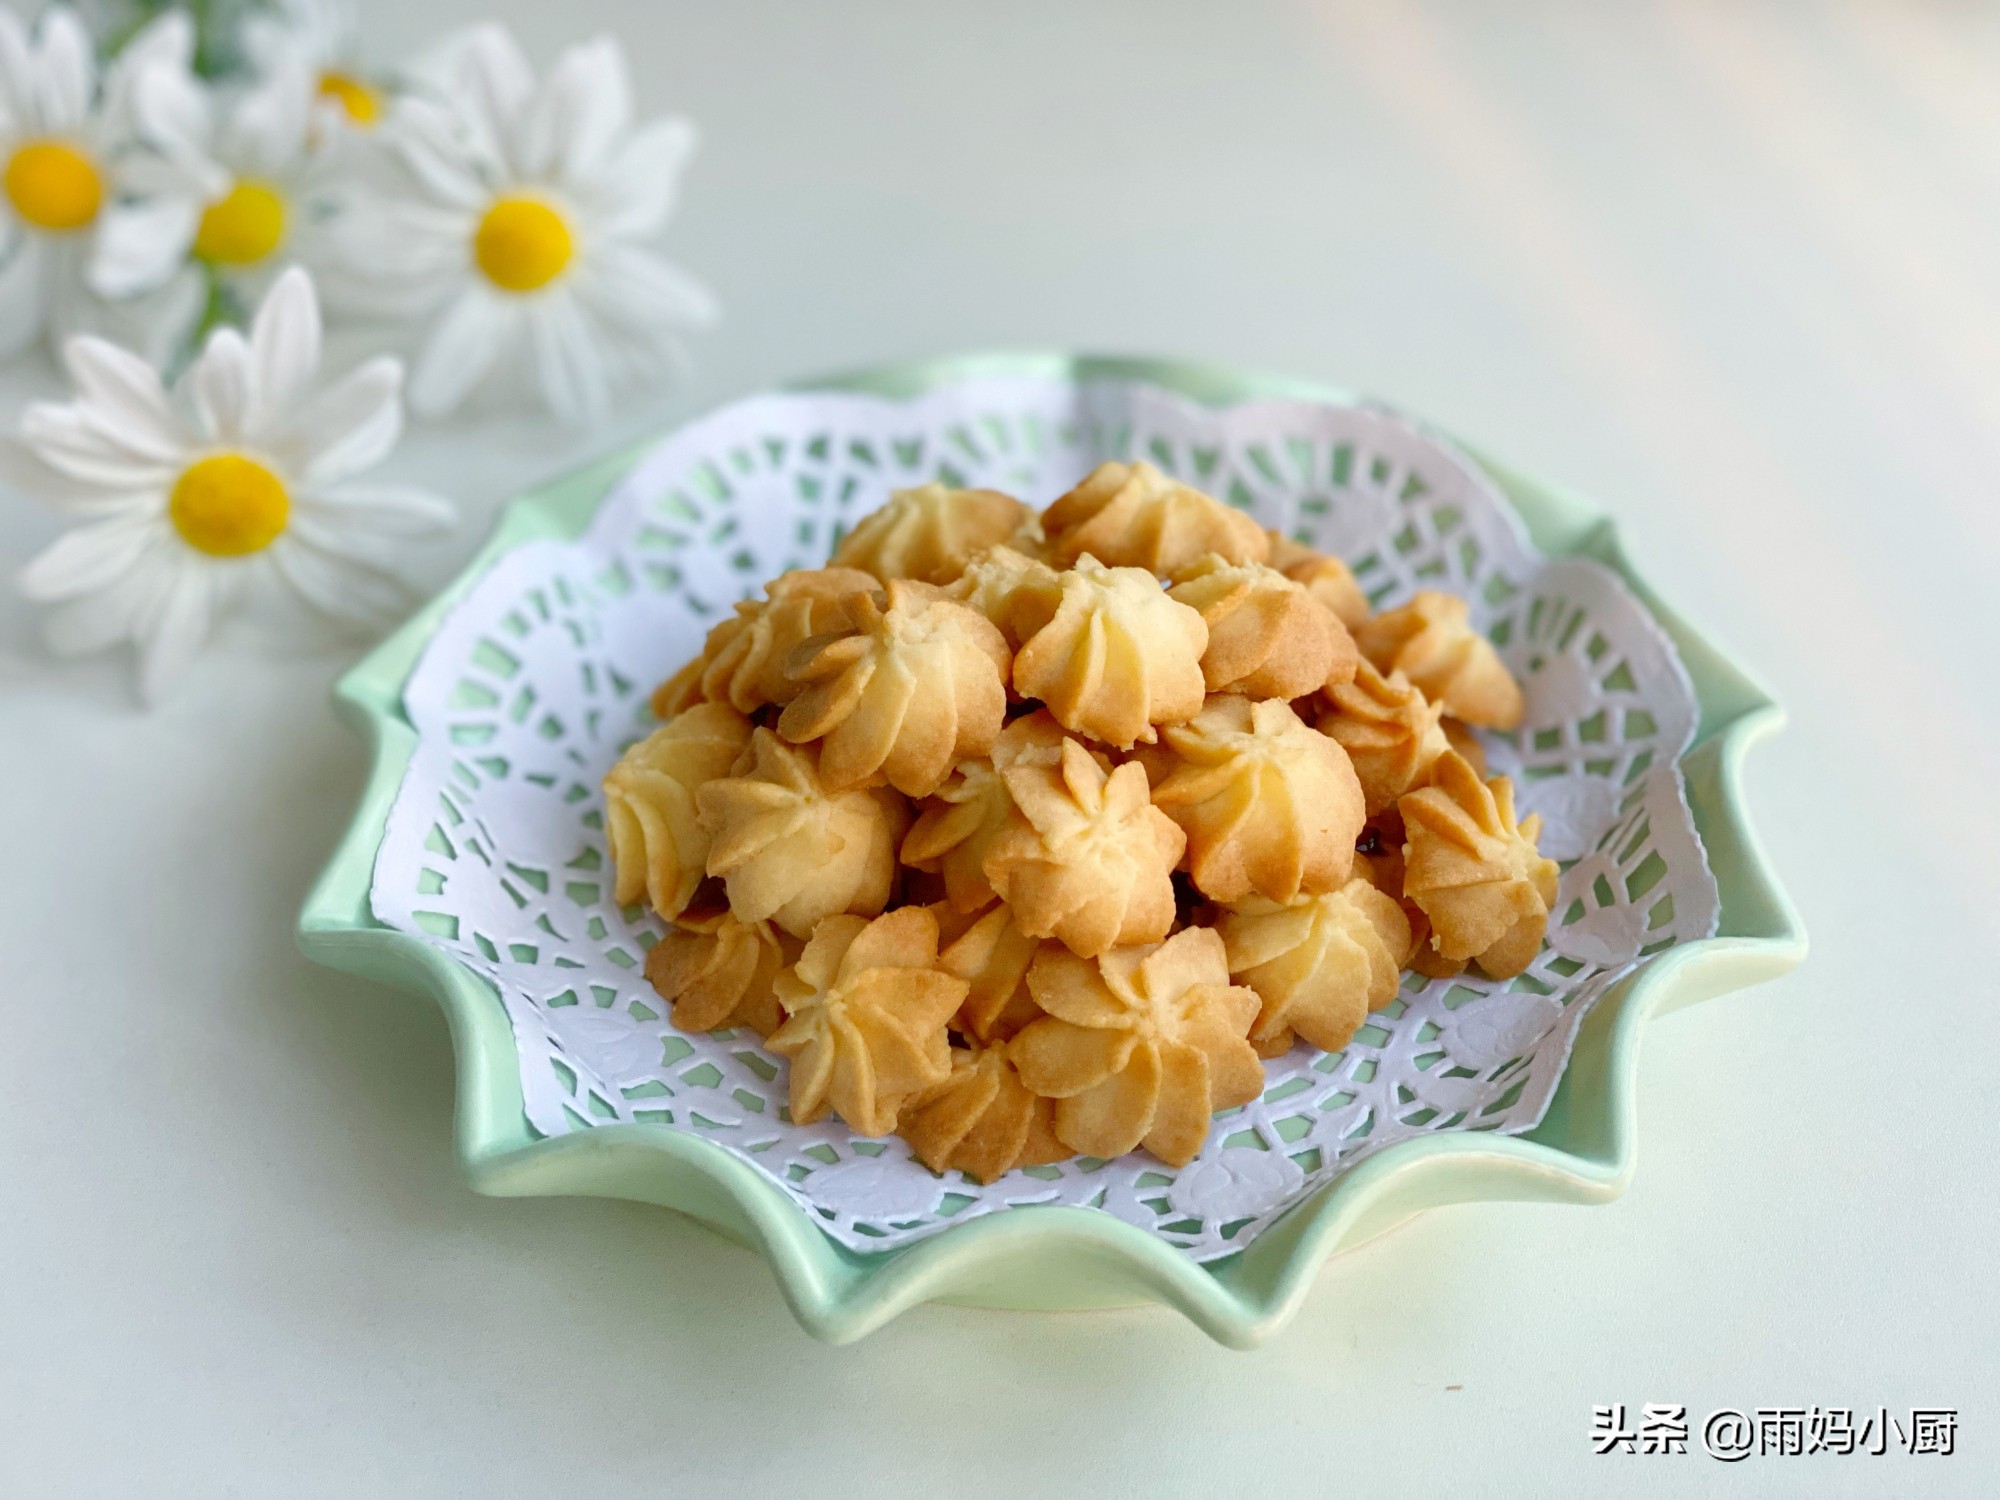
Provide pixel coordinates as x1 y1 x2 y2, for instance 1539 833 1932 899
317 69 381 126
473 195 573 293
169 454 290 557
193 179 287 266
4 139 103 231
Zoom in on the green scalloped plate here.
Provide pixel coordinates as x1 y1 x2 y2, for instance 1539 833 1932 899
296 354 1805 1347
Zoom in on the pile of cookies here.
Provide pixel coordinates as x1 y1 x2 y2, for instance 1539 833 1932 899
602 462 1558 1183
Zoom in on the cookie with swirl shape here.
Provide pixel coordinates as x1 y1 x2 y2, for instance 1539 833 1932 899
603 701 754 921
982 736 1185 957
1151 694 1365 904
653 566 878 717
766 906 968 1135
1398 750 1558 979
900 709 1098 914
1354 589 1523 730
778 580 1011 797
833 482 1032 585
1317 660 1452 816
1011 555 1207 748
1008 927 1263 1167
1215 878 1411 1056
1041 459 1268 575
695 729 909 938
936 900 1045 1044
943 543 1063 646
644 899 794 1035
1167 553 1358 699
1265 530 1371 629
899 1043 1071 1183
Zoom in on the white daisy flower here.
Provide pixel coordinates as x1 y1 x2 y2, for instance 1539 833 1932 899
240 0 385 136
332 24 718 426
15 266 454 702
103 40 330 313
0 5 203 363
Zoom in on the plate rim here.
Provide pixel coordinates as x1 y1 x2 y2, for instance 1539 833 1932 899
295 352 1807 1347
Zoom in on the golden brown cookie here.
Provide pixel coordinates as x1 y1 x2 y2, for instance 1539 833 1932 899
983 737 1185 957
644 903 794 1035
1265 530 1371 629
899 1043 1070 1183
1042 460 1268 575
1011 554 1207 748
1399 751 1558 978
652 566 877 717
1354 590 1523 730
777 579 1011 796
1317 660 1451 816
766 906 967 1135
1166 554 1355 699
833 483 1032 585
900 710 1084 913
1009 927 1263 1167
1151 695 1365 904
937 901 1045 1044
603 702 755 921
695 728 908 938
900 757 1012 914
1216 879 1410 1056
942 543 1064 646
1442 716 1486 776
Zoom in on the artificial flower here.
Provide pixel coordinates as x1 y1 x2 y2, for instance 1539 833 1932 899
0 5 203 362
14 266 453 700
240 0 385 136
330 24 716 424
105 38 330 314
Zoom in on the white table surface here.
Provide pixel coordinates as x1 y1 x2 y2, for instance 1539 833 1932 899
4 1 1996 1493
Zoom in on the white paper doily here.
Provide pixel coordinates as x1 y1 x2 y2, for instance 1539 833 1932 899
370 375 1718 1261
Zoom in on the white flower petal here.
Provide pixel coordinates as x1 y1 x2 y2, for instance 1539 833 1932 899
94 11 193 147
0 233 47 360
521 35 630 182
320 194 473 315
295 482 454 541
221 58 313 177
18 511 160 601
581 116 696 238
110 9 195 77
35 7 95 135
0 11 36 135
109 145 212 201
384 96 493 210
282 355 401 482
41 541 180 657
246 266 322 439
408 285 510 418
189 327 254 444
88 196 201 298
60 336 185 460
270 536 408 624
19 400 178 489
136 555 218 702
44 565 149 655
454 24 535 175
528 290 611 426
581 243 719 330
131 58 225 189
0 433 148 510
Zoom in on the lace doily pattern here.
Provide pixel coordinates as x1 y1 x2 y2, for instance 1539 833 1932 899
371 376 1718 1260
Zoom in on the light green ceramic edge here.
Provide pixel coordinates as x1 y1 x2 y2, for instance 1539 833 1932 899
296 353 1806 1348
